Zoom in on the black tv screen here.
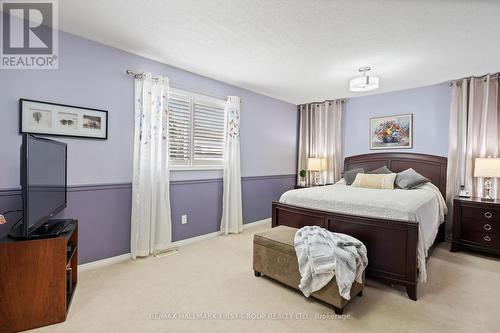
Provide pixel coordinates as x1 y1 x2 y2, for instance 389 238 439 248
22 134 67 235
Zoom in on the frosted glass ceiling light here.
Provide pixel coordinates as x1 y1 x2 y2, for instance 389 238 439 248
349 66 380 92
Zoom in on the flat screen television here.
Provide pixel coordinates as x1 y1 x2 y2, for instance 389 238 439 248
19 134 67 237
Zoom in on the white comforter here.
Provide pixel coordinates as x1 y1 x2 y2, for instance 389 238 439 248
280 182 447 282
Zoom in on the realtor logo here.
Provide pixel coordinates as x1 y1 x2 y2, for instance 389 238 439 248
1 0 58 69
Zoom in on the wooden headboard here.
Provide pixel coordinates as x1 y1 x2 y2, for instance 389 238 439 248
344 153 448 197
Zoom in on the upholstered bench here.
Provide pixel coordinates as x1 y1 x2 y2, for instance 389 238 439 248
253 225 364 314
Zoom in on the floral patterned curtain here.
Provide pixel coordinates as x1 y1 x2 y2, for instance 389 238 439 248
220 96 243 234
131 73 172 258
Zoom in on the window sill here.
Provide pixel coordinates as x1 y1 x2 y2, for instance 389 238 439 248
170 166 224 171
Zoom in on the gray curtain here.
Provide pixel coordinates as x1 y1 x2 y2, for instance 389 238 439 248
297 100 343 185
446 74 500 229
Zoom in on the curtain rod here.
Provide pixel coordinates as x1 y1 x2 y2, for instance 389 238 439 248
449 73 500 86
297 99 347 107
126 69 228 101
126 69 160 81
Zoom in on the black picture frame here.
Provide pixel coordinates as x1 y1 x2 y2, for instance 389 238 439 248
19 98 108 140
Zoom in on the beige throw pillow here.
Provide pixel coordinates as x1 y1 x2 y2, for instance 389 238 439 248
351 173 397 190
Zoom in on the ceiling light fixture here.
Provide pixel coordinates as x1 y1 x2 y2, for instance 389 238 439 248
349 66 380 92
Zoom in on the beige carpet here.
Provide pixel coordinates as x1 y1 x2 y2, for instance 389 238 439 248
32 222 500 333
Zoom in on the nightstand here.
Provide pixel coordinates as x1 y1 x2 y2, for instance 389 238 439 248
294 184 313 189
451 197 500 255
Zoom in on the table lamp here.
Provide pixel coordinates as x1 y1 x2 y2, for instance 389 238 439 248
474 157 500 201
308 158 326 186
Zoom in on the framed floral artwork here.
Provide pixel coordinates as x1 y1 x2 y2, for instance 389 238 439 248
370 114 412 150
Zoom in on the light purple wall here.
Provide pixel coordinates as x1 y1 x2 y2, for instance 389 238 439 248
0 186 132 263
0 28 297 188
0 174 295 264
0 25 297 263
170 175 294 243
343 83 451 158
59 185 133 262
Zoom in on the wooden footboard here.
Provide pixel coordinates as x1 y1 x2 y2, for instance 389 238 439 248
272 201 419 300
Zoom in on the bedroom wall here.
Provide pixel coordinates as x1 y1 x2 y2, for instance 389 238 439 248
0 27 297 263
343 83 451 158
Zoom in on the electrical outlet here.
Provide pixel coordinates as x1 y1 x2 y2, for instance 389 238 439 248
181 215 187 225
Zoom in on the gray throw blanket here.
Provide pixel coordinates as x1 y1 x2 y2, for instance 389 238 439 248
294 226 368 300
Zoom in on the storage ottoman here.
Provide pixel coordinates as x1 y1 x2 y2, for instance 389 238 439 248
253 225 364 314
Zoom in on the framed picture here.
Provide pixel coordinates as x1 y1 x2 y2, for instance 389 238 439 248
370 114 412 150
20 99 108 139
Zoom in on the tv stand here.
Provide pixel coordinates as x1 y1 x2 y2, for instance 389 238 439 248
0 220 78 332
8 218 75 240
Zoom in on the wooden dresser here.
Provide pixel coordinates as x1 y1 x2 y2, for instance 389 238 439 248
451 197 500 255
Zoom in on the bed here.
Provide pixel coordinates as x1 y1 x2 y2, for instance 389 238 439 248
271 152 448 301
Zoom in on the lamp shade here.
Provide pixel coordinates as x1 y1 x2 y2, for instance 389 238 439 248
474 158 500 178
308 158 326 171
349 75 380 92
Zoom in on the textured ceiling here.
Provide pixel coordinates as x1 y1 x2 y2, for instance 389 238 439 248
58 0 500 104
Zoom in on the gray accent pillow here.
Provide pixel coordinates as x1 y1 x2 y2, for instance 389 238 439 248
343 168 364 185
395 168 430 189
367 165 393 174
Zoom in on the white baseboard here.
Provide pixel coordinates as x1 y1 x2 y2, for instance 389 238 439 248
243 218 271 229
171 230 221 247
171 218 271 247
78 218 271 272
78 253 131 272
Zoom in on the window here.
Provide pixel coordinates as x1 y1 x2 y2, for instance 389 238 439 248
168 88 226 168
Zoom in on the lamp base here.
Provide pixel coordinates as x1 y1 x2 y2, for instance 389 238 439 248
313 171 319 186
482 178 494 202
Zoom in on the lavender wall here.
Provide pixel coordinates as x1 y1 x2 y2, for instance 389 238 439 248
0 29 297 187
343 83 451 158
0 175 294 263
0 27 297 263
171 175 294 242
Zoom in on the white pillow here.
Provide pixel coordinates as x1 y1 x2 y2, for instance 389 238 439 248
351 173 397 190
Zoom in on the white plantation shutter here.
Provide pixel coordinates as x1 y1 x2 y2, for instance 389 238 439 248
168 91 191 164
168 88 226 167
193 99 226 164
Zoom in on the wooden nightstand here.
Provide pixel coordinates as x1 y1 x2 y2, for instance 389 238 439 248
451 197 500 255
294 184 313 189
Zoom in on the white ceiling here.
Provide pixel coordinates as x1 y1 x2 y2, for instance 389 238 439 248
58 0 500 104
